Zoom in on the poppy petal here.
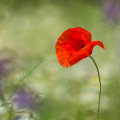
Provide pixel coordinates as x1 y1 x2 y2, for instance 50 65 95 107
76 27 92 45
56 40 106 67
56 44 71 67
67 40 106 67
58 27 92 46
58 28 72 44
56 27 106 67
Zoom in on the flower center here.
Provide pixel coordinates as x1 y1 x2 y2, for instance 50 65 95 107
62 40 85 55
68 29 85 51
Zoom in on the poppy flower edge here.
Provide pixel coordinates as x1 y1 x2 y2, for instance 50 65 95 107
55 27 106 67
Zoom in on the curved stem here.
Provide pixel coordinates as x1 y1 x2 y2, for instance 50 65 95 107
89 56 101 120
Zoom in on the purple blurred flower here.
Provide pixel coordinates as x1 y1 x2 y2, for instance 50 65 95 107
14 116 24 120
12 88 34 109
103 0 120 23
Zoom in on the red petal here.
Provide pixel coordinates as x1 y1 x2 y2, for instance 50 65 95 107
56 40 106 67
58 27 91 46
86 40 106 52
67 40 106 67
76 27 92 45
56 44 71 67
58 28 72 44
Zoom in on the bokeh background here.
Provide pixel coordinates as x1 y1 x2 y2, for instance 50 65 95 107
0 0 120 119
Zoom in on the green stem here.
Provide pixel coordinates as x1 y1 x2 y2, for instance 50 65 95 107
8 58 43 100
89 56 101 120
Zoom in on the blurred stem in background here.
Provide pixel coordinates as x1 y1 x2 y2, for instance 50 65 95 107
89 56 101 120
8 57 44 100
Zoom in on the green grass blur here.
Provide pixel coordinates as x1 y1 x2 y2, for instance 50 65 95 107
0 0 120 120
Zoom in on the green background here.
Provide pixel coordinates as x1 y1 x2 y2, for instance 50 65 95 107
0 0 120 120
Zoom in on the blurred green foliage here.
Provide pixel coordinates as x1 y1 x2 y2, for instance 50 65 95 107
0 0 119 120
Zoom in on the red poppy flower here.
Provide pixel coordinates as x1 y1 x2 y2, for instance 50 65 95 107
55 27 106 67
